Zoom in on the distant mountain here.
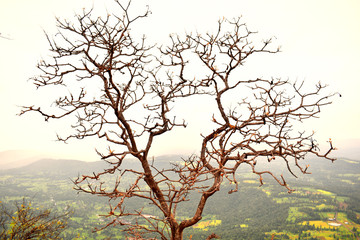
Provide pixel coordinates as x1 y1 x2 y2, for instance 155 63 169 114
0 158 110 179
305 157 360 175
0 154 186 177
332 138 360 159
0 150 51 170
1 154 358 184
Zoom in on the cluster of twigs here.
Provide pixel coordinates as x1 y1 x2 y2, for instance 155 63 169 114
20 1 337 239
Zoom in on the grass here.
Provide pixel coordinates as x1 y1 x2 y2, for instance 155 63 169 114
262 189 271 196
341 179 355 185
1 196 24 202
343 160 359 164
273 197 292 203
337 212 348 222
336 196 349 202
298 187 317 192
71 217 84 223
265 230 300 240
319 212 336 219
287 207 306 223
315 230 340 239
338 173 360 177
297 187 335 197
268 227 360 240
0 175 12 181
305 212 360 239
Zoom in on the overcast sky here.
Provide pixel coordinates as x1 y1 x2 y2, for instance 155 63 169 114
1 0 359 161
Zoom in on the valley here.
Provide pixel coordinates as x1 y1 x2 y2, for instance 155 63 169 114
0 156 359 239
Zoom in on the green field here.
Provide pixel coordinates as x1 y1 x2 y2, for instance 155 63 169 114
1 157 360 239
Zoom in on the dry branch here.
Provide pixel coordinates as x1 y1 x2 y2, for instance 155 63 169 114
20 1 337 239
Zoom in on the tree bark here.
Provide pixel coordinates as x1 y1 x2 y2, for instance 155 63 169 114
171 226 183 240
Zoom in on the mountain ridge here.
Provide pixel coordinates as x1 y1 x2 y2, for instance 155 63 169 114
1 155 359 178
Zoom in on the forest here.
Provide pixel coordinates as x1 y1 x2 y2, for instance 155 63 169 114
0 155 359 239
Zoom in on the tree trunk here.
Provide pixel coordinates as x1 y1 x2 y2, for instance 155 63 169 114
171 227 183 240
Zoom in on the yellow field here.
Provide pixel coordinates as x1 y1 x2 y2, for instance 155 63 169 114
343 160 359 164
193 220 221 230
337 212 347 222
300 221 333 228
262 189 271 196
316 203 333 210
243 180 257 184
316 189 334 196
341 179 355 184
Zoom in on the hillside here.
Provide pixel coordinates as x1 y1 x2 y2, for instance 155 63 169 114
0 150 51 169
0 158 108 178
0 156 359 239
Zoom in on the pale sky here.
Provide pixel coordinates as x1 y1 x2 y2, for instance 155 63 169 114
1 0 360 161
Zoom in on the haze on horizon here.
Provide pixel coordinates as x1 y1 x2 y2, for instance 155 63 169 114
1 0 360 163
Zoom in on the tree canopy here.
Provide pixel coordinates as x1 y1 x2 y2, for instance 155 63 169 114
20 1 337 239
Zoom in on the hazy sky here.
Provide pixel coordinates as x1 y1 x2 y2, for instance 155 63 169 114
1 0 360 161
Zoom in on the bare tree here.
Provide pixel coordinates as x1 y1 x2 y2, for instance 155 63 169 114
20 1 337 239
0 198 70 239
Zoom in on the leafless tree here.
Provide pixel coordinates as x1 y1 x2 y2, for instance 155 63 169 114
20 1 337 239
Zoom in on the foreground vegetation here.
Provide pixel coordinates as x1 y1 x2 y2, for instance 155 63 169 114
0 156 359 239
0 198 70 239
